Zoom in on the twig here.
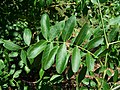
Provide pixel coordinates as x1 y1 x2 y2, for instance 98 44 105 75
98 0 109 48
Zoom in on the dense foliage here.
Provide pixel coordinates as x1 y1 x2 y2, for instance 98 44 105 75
0 0 120 89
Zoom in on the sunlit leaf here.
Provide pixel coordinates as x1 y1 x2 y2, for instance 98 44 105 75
109 16 120 25
41 14 50 40
39 68 45 80
91 0 98 4
24 66 30 74
23 28 32 46
13 70 22 78
9 52 18 57
71 46 81 73
56 43 68 74
27 40 47 59
50 74 61 81
3 40 21 51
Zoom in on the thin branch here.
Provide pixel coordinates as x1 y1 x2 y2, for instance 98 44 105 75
98 0 109 48
109 41 120 45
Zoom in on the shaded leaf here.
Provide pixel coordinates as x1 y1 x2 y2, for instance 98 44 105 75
78 66 87 83
39 0 45 7
41 43 53 69
40 14 50 40
71 46 81 73
62 16 76 41
87 37 103 50
108 26 119 42
94 46 106 56
102 80 110 90
44 46 58 70
46 0 53 6
3 40 21 51
113 70 118 82
86 53 95 72
74 23 89 45
27 40 47 59
56 43 68 74
23 28 32 46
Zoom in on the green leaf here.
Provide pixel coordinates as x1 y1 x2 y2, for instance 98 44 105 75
27 40 47 59
91 0 98 4
78 66 87 83
87 37 103 50
62 16 76 41
44 46 58 70
94 46 106 56
108 26 119 42
71 46 81 73
56 43 68 74
41 43 53 69
9 52 18 57
9 64 16 75
109 16 120 25
23 28 32 46
0 60 5 71
50 74 61 81
46 0 53 6
24 66 30 74
9 79 15 86
113 70 118 82
102 80 110 90
39 0 45 7
39 68 45 80
49 21 65 41
41 14 50 40
3 40 21 51
13 70 22 78
20 50 27 65
74 23 89 45
86 53 95 72
0 39 4 44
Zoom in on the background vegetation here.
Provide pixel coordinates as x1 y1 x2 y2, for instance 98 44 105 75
0 0 120 89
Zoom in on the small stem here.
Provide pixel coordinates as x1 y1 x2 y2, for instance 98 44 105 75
103 53 108 79
109 41 120 45
98 0 109 48
77 46 98 59
112 85 120 90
